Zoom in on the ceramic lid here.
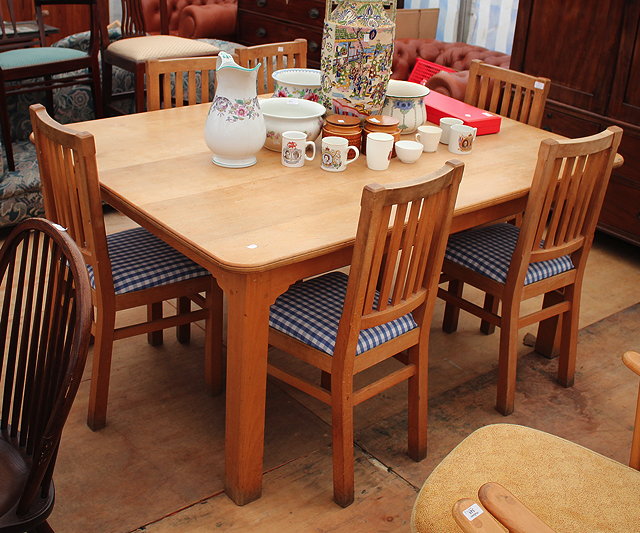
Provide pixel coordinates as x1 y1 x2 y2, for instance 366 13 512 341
364 115 400 127
325 114 361 127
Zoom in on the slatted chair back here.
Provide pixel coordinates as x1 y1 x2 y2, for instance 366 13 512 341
0 218 91 517
505 126 622 292
119 0 169 38
29 103 115 298
334 161 464 368
237 38 307 93
146 55 218 111
465 59 550 128
0 0 39 51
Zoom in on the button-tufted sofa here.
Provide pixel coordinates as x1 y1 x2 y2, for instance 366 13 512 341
391 38 511 101
141 0 237 39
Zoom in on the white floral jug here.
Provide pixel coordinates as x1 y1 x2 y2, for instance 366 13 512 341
204 52 266 168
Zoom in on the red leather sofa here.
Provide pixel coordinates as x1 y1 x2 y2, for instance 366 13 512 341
141 0 237 39
391 38 511 101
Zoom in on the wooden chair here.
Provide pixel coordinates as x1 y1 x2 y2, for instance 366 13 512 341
464 59 550 128
268 161 464 506
145 55 217 111
29 103 223 431
0 218 92 532
437 127 623 415
102 0 219 114
0 0 102 171
413 352 640 532
237 38 307 93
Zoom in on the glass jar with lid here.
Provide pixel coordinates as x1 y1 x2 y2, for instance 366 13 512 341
362 115 401 157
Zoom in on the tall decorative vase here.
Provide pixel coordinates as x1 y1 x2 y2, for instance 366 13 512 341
320 0 396 118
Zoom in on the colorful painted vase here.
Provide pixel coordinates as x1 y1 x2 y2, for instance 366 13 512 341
320 0 396 118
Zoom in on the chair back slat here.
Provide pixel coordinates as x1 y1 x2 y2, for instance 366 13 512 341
508 127 622 286
237 39 308 94
0 219 91 515
0 0 45 51
465 59 551 128
120 0 147 37
339 161 463 345
145 56 218 111
30 104 115 296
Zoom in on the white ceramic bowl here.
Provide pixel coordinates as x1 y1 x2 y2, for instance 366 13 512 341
261 97 326 151
395 140 423 163
272 68 323 101
382 80 430 134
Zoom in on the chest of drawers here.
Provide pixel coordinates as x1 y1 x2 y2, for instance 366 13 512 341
236 0 326 66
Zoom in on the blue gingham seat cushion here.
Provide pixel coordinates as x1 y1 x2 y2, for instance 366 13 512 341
269 271 418 356
445 223 575 285
87 227 208 294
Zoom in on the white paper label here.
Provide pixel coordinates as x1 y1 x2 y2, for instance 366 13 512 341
277 46 284 52
482 112 494 117
370 117 380 123
534 81 545 90
464 113 472 117
462 504 484 521
338 119 345 123
246 244 258 249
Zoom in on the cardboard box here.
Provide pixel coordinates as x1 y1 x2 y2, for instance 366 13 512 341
395 8 439 40
424 90 502 135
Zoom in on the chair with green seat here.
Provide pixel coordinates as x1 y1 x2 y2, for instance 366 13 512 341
0 0 102 171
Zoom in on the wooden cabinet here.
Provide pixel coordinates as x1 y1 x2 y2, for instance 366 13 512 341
236 0 325 66
511 0 640 246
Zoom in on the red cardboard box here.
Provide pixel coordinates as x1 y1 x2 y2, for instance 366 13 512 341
424 90 501 135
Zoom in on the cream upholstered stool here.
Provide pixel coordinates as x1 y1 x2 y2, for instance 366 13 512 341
411 423 640 532
103 35 219 113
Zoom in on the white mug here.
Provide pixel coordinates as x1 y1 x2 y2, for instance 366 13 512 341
281 130 315 167
448 124 477 154
366 132 394 171
415 125 442 152
439 117 464 145
321 136 359 172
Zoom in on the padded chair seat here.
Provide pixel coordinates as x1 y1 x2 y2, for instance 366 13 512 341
445 222 575 285
411 424 640 532
105 35 218 62
87 227 208 295
0 47 87 69
269 271 418 356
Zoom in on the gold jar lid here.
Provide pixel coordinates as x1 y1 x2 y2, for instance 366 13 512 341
325 114 362 134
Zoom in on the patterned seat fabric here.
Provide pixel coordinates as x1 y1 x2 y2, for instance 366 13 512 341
87 227 208 294
445 222 575 285
269 271 418 356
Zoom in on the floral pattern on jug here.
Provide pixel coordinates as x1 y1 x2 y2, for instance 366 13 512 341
209 96 262 122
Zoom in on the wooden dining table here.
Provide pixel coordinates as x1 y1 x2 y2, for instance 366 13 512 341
74 103 576 505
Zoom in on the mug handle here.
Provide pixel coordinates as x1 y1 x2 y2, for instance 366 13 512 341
415 132 422 143
304 141 316 161
345 146 360 164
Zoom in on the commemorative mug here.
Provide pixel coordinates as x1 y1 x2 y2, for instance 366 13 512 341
321 136 359 172
281 130 316 167
439 117 464 145
448 124 477 154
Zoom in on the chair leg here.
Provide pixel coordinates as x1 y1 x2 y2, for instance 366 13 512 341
321 370 331 391
407 343 428 461
557 285 579 387
147 302 163 346
480 293 498 335
102 61 113 117
91 61 103 119
0 86 16 171
177 296 191 344
332 377 355 507
535 290 563 358
495 301 519 416
87 308 116 430
204 280 224 395
134 63 146 113
31 520 54 533
442 279 463 333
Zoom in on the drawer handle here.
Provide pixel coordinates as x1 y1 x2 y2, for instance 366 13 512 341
256 27 267 38
309 40 319 52
256 0 267 7
308 7 320 19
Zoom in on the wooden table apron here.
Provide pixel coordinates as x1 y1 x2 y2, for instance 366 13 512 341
74 103 565 505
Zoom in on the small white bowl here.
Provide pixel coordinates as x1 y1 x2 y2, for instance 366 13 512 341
261 97 326 151
395 140 423 163
272 68 322 102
